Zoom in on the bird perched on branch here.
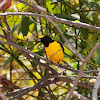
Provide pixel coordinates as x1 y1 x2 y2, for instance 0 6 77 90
37 35 64 64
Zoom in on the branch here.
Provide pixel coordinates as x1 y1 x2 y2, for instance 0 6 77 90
0 40 46 61
0 40 58 75
92 71 100 100
49 62 99 74
8 75 49 100
85 42 100 62
6 74 100 98
66 62 86 100
0 12 100 31
0 35 99 74
20 50 58 74
65 91 88 100
67 42 100 99
2 2 10 42
0 0 7 7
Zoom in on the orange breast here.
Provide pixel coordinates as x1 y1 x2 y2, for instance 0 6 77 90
45 41 64 64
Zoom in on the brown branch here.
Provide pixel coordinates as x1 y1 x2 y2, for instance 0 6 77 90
0 93 7 100
3 16 10 41
6 74 100 99
57 75 97 79
66 91 88 100
8 75 49 100
0 0 7 7
85 42 100 62
66 62 86 100
92 71 100 100
0 12 100 31
49 61 99 74
20 50 58 74
67 42 100 99
2 2 10 42
0 40 46 61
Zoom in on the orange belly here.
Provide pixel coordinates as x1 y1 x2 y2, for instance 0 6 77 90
45 41 64 64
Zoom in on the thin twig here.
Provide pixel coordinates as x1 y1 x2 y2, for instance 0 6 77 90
85 42 100 62
20 50 58 74
65 91 88 100
2 3 10 42
66 62 86 100
92 71 100 100
0 40 46 61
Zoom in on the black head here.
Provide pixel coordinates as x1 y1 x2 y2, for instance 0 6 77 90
38 35 54 47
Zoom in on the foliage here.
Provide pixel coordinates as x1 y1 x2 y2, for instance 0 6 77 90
0 0 100 100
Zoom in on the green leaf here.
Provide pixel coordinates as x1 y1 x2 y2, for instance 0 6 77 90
88 2 100 10
18 23 21 35
11 23 20 33
80 27 88 40
21 16 29 36
28 41 34 50
3 55 13 68
92 0 100 1
96 52 100 65
17 42 27 47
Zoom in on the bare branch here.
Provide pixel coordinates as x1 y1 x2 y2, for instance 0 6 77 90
92 71 100 100
65 62 86 100
85 42 100 62
2 3 10 42
0 0 7 7
20 50 58 74
50 61 99 74
0 40 46 61
65 91 88 100
8 75 49 100
0 93 7 100
6 74 100 99
0 12 100 31
66 42 100 99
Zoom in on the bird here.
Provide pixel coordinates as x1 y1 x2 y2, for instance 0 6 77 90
37 35 64 64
